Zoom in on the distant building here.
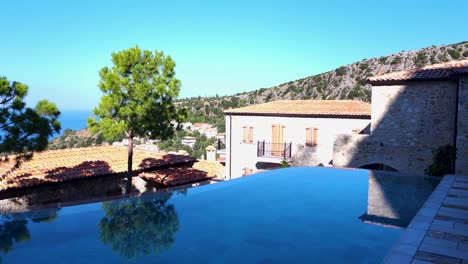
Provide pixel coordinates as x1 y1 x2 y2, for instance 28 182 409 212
193 123 212 130
203 127 218 138
334 60 468 175
224 100 371 179
181 122 193 131
181 136 196 148
206 145 217 161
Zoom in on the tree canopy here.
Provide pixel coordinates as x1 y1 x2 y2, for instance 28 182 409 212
88 46 187 184
0 77 60 165
88 46 187 142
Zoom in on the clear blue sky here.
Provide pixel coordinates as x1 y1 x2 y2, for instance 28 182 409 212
1 0 467 110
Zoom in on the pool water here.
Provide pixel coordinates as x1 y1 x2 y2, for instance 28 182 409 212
0 167 438 263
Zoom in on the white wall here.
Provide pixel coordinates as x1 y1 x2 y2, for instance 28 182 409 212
225 114 370 179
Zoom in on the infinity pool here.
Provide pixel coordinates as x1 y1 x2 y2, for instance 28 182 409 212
0 167 438 263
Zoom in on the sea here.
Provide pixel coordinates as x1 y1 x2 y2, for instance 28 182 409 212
53 110 93 138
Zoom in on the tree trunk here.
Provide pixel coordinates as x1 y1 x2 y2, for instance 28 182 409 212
126 136 133 194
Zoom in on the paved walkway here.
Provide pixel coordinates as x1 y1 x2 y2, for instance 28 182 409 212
383 174 468 264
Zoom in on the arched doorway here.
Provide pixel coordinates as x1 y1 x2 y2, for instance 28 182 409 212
360 163 398 172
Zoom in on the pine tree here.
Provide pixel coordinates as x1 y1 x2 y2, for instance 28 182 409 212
88 46 187 188
0 77 60 165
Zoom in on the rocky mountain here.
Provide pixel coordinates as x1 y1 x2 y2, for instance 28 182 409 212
48 129 108 150
179 41 468 131
49 41 468 147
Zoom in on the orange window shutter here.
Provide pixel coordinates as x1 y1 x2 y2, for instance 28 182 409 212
242 126 247 143
306 128 311 146
249 127 254 143
312 128 318 145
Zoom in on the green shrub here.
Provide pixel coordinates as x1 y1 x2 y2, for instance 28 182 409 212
391 56 401 65
437 53 449 62
359 63 369 71
463 51 468 57
335 67 347 76
413 51 428 67
425 144 457 176
447 49 461 60
280 159 290 168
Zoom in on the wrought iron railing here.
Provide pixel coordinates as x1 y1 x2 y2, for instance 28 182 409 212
257 141 292 159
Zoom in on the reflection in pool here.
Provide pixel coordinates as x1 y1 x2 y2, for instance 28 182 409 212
0 167 438 263
99 192 179 260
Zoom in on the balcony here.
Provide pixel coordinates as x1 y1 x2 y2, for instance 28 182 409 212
257 141 292 159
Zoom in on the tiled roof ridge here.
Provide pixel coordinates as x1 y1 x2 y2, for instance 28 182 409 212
369 59 468 83
224 99 371 116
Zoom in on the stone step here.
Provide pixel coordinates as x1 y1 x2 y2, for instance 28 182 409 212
448 189 468 198
430 222 468 237
438 207 468 220
444 197 468 210
453 181 468 189
418 242 468 260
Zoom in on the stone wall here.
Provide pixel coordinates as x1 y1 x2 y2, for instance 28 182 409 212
456 74 468 174
334 81 458 175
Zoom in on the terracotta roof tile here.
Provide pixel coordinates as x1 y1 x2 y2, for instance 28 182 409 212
140 167 216 187
0 146 195 192
368 59 468 84
224 100 371 117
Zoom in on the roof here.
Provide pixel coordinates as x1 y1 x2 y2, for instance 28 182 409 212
182 136 196 140
0 146 195 192
368 59 468 84
193 123 211 127
224 100 371 118
205 145 216 151
140 167 215 186
139 160 224 186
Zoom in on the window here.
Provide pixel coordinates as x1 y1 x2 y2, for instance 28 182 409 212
242 126 254 144
306 127 318 146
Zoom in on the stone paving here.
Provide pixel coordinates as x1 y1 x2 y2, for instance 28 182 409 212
382 174 468 264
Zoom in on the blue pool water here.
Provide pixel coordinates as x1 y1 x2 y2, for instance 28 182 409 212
0 167 437 263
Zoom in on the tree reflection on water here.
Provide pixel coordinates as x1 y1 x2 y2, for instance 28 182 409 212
0 209 59 263
98 192 179 260
0 217 30 256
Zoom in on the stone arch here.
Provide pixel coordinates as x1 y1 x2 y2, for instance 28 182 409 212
359 163 399 172
255 162 282 170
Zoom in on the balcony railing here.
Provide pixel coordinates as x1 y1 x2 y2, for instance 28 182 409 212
257 141 292 159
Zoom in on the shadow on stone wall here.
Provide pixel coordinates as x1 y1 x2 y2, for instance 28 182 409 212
334 81 458 175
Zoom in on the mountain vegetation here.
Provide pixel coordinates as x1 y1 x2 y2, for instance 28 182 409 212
50 41 468 152
48 129 109 150
178 41 468 132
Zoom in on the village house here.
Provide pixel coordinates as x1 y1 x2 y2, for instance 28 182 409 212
191 122 218 138
181 136 196 148
181 122 193 130
224 100 371 179
333 60 468 175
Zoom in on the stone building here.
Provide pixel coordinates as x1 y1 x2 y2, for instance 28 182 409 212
334 60 468 175
224 100 371 179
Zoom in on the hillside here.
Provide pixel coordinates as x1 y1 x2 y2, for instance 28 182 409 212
179 41 468 132
49 41 468 148
48 129 108 150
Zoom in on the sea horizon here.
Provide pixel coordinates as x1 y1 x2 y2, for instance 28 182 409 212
52 110 92 138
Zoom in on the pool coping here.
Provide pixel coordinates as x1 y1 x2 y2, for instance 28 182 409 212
381 174 468 264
